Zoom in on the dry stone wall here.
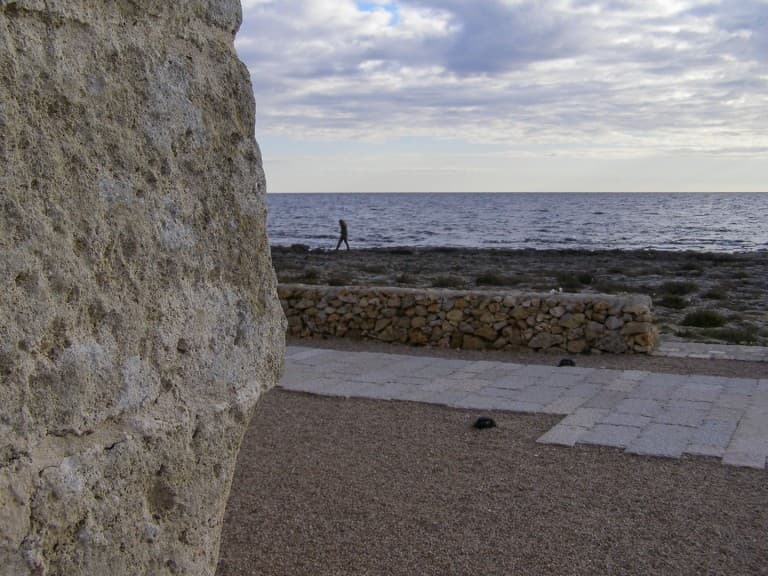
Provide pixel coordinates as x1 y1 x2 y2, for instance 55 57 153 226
0 1 285 575
280 285 658 354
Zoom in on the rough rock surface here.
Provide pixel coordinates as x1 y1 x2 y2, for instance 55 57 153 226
0 1 285 574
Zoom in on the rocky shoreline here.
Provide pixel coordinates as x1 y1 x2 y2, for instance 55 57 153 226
271 246 768 347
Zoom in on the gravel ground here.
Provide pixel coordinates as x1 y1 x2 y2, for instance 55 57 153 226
217 388 768 576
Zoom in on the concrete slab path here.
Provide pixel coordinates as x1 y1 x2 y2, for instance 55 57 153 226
653 339 768 363
280 345 768 470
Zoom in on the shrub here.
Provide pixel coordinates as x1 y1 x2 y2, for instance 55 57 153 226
658 295 689 309
432 275 465 289
300 268 319 281
681 310 726 328
476 271 518 286
556 273 583 291
640 267 664 276
327 273 352 286
675 329 696 339
288 268 321 283
660 281 698 296
709 325 758 344
704 253 738 263
361 264 387 274
593 281 633 294
679 261 703 272
702 286 728 300
576 273 594 285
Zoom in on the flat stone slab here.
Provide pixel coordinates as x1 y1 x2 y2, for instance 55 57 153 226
626 424 693 458
599 412 653 428
536 425 587 447
722 452 767 470
559 408 610 428
281 345 768 470
689 419 739 449
653 340 768 363
614 399 664 417
579 424 643 448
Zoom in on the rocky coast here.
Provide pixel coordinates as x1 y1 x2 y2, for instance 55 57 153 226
272 246 768 347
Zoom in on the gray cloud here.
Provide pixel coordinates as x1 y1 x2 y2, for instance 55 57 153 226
236 0 768 155
409 0 590 73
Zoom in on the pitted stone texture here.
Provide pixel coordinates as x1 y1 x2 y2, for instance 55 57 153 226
0 2 285 574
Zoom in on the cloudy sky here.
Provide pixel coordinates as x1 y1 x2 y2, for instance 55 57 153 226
235 0 767 192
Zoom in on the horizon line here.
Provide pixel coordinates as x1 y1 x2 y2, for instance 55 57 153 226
266 190 767 194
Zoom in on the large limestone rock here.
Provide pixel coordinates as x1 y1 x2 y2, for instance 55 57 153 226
0 1 285 573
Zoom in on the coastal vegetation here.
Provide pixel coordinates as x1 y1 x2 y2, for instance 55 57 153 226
431 275 466 289
681 310 727 328
272 246 768 347
475 270 519 286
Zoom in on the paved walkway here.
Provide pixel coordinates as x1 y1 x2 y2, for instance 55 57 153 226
653 339 768 363
280 345 768 470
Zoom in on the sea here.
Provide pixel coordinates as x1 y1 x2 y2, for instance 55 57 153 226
267 193 768 253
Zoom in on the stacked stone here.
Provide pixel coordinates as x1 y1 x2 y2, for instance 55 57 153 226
279 285 658 354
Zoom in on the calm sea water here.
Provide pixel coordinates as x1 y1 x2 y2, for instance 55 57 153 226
267 193 768 253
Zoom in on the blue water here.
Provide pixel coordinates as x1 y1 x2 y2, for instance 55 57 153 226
267 193 768 252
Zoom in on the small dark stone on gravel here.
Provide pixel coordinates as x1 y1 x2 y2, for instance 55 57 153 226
473 416 496 429
558 358 576 367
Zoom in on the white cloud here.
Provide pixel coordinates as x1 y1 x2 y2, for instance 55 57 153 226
235 0 768 191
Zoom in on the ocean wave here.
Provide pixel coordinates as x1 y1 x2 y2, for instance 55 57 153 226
267 193 766 253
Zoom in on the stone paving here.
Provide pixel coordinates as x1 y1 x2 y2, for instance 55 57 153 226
653 338 768 363
280 345 768 470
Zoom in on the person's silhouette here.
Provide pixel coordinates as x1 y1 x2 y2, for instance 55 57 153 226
335 219 349 250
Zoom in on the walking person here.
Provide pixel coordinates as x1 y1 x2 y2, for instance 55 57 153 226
335 219 349 251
